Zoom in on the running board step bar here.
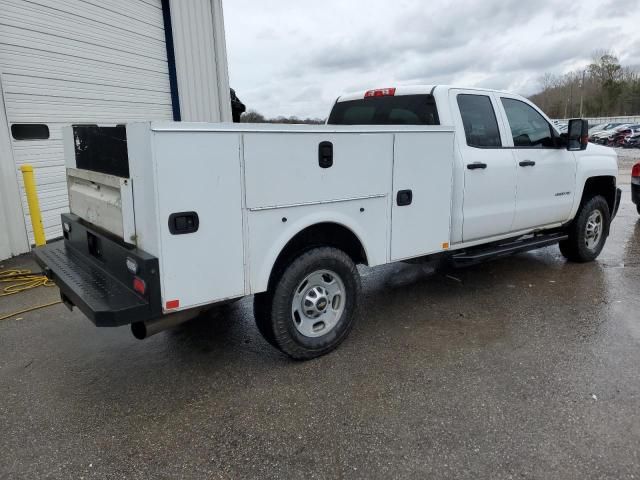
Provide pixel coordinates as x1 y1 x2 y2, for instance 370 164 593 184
451 232 568 267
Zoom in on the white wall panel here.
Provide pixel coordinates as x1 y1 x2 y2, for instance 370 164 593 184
0 0 232 255
0 0 174 246
169 0 232 122
0 80 28 258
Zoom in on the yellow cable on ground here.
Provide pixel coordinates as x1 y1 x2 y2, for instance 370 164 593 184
0 269 62 321
0 268 54 296
0 300 62 322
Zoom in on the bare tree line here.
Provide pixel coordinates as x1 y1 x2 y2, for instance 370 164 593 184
530 51 640 118
241 110 325 125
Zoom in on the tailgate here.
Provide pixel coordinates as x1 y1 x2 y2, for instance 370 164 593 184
64 125 135 244
34 213 161 326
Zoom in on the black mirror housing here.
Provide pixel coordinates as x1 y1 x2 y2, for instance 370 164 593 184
567 119 589 151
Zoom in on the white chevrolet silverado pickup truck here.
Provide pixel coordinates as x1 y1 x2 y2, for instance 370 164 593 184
35 85 621 359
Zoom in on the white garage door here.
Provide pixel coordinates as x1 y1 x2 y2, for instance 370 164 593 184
0 0 174 242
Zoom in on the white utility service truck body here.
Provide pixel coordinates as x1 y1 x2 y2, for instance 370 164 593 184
36 85 621 359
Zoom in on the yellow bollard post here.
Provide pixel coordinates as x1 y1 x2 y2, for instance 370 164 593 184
20 165 46 247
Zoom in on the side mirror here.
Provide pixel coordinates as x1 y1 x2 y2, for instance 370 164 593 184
567 119 589 151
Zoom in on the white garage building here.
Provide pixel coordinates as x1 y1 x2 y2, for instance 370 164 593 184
0 0 232 260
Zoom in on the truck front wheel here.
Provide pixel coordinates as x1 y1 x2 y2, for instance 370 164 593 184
253 247 361 360
559 195 610 263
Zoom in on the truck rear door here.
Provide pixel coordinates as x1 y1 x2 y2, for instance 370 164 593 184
450 90 517 241
63 125 136 243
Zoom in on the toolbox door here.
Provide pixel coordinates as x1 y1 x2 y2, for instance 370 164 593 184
153 131 245 310
390 131 455 261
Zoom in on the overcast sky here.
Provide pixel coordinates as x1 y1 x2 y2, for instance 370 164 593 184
223 0 640 119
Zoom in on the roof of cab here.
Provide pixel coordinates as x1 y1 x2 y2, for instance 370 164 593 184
336 85 512 102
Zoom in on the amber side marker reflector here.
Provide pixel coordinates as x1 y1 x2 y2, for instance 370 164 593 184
442 242 450 250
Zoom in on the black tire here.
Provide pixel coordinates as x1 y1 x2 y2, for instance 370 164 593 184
560 195 610 263
558 238 576 259
253 291 278 348
637 204 640 215
254 247 361 360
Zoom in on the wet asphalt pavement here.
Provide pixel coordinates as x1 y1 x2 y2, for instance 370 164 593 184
1 187 639 479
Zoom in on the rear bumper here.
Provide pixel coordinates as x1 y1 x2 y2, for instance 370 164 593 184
632 181 640 206
34 214 161 327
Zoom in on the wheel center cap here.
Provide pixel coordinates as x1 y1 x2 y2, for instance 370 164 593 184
316 298 328 311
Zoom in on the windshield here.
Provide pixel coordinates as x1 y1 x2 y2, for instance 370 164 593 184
328 94 440 125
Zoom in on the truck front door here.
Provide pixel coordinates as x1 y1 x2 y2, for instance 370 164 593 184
497 96 577 230
452 91 517 242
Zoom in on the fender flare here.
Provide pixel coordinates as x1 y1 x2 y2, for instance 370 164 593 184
251 211 373 293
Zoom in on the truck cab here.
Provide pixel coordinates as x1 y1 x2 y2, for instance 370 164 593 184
329 85 620 246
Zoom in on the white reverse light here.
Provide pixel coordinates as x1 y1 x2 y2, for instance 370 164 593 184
126 257 138 274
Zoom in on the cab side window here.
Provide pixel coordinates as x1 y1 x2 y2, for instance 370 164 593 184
501 98 555 148
457 94 502 148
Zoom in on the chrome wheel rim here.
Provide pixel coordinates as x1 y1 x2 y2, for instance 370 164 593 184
291 270 346 338
585 210 603 250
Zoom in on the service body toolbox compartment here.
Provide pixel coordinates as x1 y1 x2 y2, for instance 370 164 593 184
37 122 455 323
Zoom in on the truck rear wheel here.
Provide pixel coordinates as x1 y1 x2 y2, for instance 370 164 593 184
559 195 610 263
253 247 361 360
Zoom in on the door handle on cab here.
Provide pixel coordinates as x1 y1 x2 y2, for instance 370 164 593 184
467 162 487 170
519 160 536 167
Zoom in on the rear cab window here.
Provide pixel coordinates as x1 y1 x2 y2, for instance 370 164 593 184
456 94 502 148
328 94 440 125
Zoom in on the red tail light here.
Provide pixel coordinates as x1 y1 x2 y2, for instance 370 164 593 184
364 88 396 98
133 277 146 296
632 163 640 178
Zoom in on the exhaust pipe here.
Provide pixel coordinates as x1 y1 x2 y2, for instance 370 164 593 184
131 309 202 340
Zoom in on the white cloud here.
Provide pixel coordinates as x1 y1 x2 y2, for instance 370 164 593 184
223 0 640 118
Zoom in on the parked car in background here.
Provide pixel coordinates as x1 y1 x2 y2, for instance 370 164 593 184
633 163 640 214
592 124 633 145
589 123 608 134
589 122 625 139
622 133 640 148
613 125 640 146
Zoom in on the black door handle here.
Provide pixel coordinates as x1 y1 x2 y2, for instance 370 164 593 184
168 212 199 235
318 141 333 168
467 162 487 170
519 160 536 167
396 190 413 206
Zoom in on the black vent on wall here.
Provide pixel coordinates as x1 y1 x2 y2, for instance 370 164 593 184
11 124 50 140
